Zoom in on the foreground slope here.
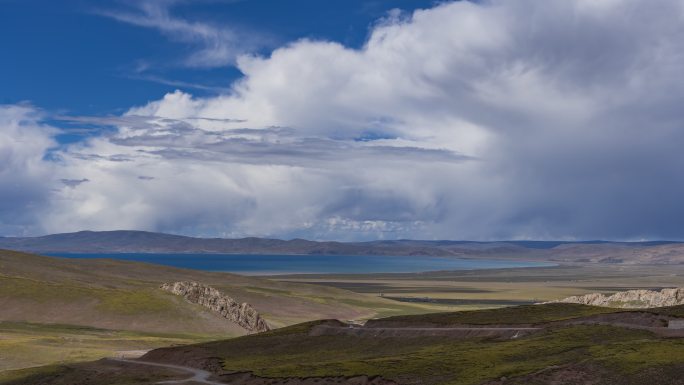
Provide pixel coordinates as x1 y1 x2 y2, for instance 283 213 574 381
9 303 684 385
0 249 413 331
0 250 417 372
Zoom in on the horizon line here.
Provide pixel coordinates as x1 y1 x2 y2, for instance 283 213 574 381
1 229 681 244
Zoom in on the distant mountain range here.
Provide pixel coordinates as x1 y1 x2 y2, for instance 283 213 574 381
1 230 684 264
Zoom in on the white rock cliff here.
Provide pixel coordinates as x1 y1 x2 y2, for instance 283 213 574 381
549 288 684 308
161 281 270 333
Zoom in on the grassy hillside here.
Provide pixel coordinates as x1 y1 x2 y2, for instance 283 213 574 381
204 323 684 385
0 250 422 330
189 305 684 384
9 304 684 385
0 321 216 373
0 249 427 372
365 303 620 325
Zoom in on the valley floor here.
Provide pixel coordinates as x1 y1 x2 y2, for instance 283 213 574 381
277 263 684 313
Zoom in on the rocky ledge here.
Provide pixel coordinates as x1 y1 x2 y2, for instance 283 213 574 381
161 281 270 333
548 287 684 308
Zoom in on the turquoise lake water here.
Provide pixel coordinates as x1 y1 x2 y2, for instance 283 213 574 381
47 253 550 275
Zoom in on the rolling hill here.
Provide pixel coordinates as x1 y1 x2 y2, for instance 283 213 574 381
2 230 684 264
7 303 684 385
0 249 423 372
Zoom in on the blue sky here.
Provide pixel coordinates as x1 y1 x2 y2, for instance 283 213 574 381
1 0 436 117
3 0 684 241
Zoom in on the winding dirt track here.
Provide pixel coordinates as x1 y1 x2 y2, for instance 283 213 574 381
109 358 227 385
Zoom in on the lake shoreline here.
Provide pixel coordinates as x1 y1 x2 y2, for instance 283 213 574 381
45 252 553 276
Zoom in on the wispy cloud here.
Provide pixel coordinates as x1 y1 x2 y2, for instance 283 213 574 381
57 114 467 167
95 0 260 68
125 73 231 92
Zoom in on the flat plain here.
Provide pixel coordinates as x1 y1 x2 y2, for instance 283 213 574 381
279 264 684 313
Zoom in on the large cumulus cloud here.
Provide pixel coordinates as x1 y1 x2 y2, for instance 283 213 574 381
0 105 57 235
4 0 684 240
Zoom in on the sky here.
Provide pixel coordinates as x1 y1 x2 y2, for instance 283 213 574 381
2 0 684 241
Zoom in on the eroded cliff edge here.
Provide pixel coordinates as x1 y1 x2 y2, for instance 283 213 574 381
161 281 270 333
548 287 684 308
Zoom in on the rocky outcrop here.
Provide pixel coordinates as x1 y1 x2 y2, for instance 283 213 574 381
161 281 270 333
548 288 684 308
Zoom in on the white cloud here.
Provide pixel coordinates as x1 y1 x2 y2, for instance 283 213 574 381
97 0 261 68
5 0 684 240
0 105 57 235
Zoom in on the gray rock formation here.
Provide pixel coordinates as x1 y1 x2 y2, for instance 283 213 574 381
548 287 684 308
161 281 270 333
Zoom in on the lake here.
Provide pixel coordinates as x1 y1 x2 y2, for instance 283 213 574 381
47 253 550 275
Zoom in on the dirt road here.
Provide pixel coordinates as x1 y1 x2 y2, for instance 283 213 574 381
109 358 227 385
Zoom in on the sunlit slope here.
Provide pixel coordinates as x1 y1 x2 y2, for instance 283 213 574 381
0 321 216 373
0 250 417 333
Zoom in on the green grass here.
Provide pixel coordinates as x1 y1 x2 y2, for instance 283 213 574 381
590 338 684 373
0 363 180 385
645 304 684 317
155 304 684 384
205 323 662 384
0 276 176 316
367 303 620 325
0 321 220 372
0 366 67 384
0 276 96 302
8 323 682 385
94 289 176 315
9 303 684 385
